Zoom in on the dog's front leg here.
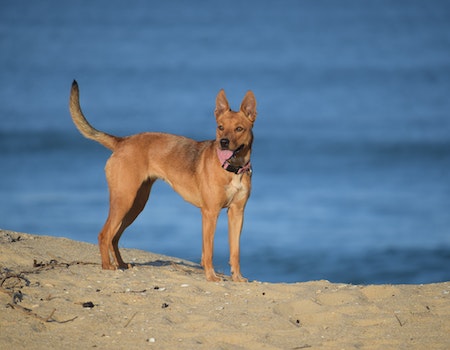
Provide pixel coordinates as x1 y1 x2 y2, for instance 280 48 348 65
200 208 221 282
228 204 248 282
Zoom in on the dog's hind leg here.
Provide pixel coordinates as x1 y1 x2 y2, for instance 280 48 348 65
111 178 155 268
98 170 154 270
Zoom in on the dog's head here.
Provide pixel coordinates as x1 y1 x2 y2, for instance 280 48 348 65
214 89 257 159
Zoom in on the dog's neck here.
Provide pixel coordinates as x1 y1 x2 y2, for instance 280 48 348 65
216 146 252 175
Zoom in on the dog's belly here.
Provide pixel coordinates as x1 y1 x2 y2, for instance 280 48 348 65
162 173 249 209
162 178 202 208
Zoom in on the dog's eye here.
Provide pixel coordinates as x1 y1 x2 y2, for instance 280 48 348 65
218 125 224 131
235 127 244 132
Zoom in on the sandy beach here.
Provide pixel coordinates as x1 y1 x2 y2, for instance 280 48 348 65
1 229 449 349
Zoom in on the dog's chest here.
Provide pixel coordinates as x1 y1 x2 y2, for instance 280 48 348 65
224 175 248 205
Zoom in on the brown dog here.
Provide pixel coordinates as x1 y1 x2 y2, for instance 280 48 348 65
69 81 256 282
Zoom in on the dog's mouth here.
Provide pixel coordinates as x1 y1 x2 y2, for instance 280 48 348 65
217 144 244 164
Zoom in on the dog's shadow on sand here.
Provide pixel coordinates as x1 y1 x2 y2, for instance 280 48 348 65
133 259 230 280
133 259 205 275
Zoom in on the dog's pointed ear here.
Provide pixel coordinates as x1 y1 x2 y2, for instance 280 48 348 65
240 91 257 122
215 89 230 118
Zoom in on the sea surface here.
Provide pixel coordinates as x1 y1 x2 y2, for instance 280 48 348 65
1 0 449 284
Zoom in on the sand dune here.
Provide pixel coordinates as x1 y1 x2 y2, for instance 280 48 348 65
1 230 449 349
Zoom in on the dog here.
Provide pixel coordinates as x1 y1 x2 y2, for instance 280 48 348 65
69 81 257 282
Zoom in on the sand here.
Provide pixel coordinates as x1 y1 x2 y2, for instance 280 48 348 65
1 229 449 349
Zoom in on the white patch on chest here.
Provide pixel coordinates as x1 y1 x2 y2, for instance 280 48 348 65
225 175 248 205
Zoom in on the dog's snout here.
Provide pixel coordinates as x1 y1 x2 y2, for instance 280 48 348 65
220 138 230 149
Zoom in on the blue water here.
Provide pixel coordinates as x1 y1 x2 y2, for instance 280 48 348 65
1 0 449 284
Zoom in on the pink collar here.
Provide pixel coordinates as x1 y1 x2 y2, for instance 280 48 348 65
216 148 252 175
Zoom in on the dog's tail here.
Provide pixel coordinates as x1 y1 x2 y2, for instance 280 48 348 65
69 80 121 151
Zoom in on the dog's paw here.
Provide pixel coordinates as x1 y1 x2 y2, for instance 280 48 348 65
102 263 117 270
205 270 221 282
232 273 248 282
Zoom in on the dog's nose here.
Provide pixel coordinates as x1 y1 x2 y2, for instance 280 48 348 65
220 138 230 149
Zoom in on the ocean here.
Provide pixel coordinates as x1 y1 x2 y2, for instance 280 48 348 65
1 0 449 284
